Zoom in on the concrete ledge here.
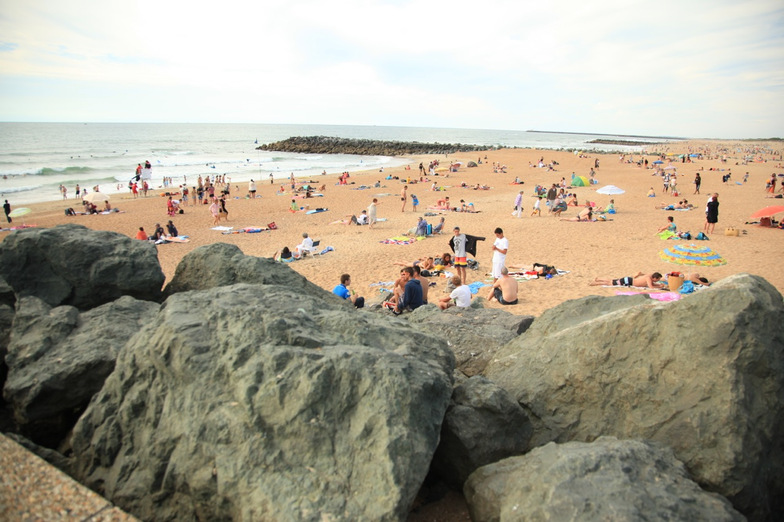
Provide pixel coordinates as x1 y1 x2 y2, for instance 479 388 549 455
0 433 138 521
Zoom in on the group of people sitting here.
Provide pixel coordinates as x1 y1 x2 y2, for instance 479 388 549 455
135 220 179 242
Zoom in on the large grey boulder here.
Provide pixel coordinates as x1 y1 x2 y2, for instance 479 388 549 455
431 376 532 489
3 295 159 446
406 305 533 376
163 242 326 297
0 224 165 310
464 437 745 522
71 283 455 521
484 274 784 521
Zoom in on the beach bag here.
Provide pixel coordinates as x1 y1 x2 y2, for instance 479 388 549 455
696 232 709 240
725 227 739 237
267 222 278 230
679 232 691 240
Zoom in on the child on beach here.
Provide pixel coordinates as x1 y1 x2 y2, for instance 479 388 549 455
411 194 419 212
531 196 542 216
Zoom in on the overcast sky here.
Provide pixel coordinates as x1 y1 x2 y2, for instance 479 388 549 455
1 0 782 138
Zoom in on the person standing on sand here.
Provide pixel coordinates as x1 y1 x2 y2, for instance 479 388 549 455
694 173 701 194
248 179 256 199
513 190 523 218
368 198 378 228
3 199 11 223
491 227 508 282
452 227 467 284
401 185 408 212
704 193 719 235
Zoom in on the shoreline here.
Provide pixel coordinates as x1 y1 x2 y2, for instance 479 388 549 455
3 140 783 318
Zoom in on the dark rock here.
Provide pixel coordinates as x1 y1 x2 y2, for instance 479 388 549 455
484 274 784 520
0 275 15 308
4 295 159 446
406 305 532 376
464 437 744 522
0 224 165 310
71 283 455 521
431 376 531 489
163 242 327 297
258 136 493 156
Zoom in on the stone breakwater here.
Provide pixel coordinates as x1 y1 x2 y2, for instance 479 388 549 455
257 136 494 155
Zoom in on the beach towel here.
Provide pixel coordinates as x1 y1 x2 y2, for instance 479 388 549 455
306 208 328 214
615 291 682 302
467 281 489 295
211 226 233 231
164 236 190 243
380 236 417 245
658 230 677 240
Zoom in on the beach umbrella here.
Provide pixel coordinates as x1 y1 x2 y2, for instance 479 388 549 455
571 176 590 187
659 244 726 267
8 207 32 218
749 205 784 219
652 160 664 164
83 192 110 204
8 207 32 226
596 185 625 195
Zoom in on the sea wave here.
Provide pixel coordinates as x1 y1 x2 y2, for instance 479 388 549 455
37 166 95 176
0 185 43 194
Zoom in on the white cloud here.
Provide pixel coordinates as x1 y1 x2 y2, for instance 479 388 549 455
0 0 781 137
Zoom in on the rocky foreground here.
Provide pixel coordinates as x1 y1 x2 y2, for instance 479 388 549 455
257 136 494 155
1 224 783 521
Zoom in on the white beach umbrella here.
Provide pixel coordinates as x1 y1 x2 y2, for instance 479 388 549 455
596 185 625 195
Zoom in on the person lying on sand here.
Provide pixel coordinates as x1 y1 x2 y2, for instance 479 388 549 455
590 272 664 288
560 204 592 221
393 257 435 270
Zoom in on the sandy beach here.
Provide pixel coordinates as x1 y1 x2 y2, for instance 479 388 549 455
3 140 783 317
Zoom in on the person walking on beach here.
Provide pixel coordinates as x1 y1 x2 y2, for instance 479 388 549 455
75 184 81 199
400 185 408 212
3 200 11 223
694 173 701 194
513 190 523 218
531 196 542 216
209 198 221 226
491 227 508 282
248 179 257 199
366 198 378 228
704 193 719 235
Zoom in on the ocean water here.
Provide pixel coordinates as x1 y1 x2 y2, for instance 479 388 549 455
0 123 662 205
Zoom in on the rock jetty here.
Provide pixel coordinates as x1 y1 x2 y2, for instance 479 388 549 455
257 136 493 155
1 227 783 521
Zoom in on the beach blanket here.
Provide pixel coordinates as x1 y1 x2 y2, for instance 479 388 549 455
658 230 677 240
379 236 418 245
221 226 273 235
615 291 682 302
164 235 190 243
211 226 233 231
306 208 328 214
0 225 37 232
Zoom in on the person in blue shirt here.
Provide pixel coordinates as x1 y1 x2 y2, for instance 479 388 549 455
396 267 423 314
332 273 364 308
